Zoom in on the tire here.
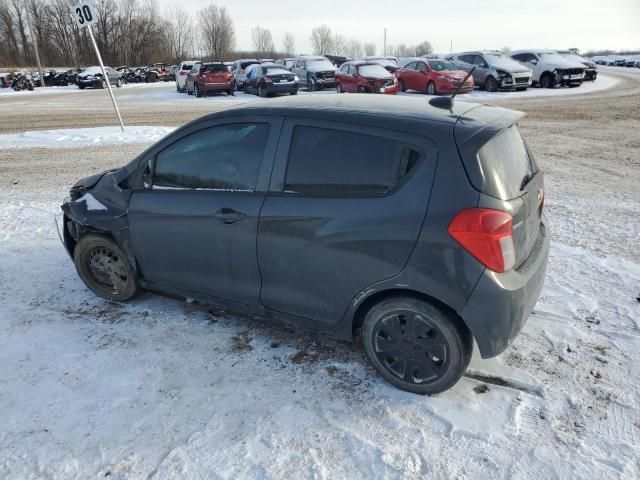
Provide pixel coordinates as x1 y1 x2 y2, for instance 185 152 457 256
73 234 138 302
540 72 555 89
78 85 85 89
426 81 437 95
100 80 106 89
336 83 343 93
228 90 234 96
398 79 406 92
187 84 193 95
258 85 266 98
362 297 473 395
116 79 122 88
290 89 298 95
484 76 498 92
195 84 202 98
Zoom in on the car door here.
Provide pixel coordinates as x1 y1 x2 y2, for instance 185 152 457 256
257 118 437 325
335 63 349 90
401 62 417 90
472 54 488 85
128 115 283 306
293 60 305 81
415 61 429 91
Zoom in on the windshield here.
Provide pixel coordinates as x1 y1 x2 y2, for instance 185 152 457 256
202 64 228 73
80 67 102 76
477 125 538 200
358 64 391 78
540 52 569 63
428 60 459 72
308 59 335 70
484 53 524 70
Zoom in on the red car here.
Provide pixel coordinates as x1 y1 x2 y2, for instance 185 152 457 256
335 61 399 94
396 58 474 95
186 62 234 97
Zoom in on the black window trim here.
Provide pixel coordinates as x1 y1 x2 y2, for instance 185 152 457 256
269 117 427 199
136 115 283 194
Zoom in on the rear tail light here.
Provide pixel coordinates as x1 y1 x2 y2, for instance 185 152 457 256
448 208 515 273
179 71 187 76
263 77 272 83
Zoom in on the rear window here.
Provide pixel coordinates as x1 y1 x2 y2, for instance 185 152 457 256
285 126 419 195
202 64 228 73
477 125 539 199
241 61 260 69
358 64 390 78
181 64 194 71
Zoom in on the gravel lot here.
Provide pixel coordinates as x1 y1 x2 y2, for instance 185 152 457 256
0 68 638 479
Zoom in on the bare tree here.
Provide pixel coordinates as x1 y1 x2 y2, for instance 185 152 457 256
310 24 332 55
282 32 294 56
331 33 347 56
167 7 194 61
363 42 376 56
200 4 234 60
251 25 273 56
412 40 433 56
345 38 362 59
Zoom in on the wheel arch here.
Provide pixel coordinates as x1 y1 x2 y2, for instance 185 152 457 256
351 288 472 342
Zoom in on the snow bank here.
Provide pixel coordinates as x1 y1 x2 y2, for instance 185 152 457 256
0 126 175 149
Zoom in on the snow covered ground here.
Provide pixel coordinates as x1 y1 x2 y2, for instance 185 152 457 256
0 68 639 479
0 126 175 149
0 81 171 97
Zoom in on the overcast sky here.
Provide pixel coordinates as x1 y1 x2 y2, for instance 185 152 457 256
171 0 639 54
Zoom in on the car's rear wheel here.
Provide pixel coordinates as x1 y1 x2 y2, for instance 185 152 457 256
258 85 266 97
426 81 437 95
307 79 316 92
540 72 555 89
73 234 138 302
485 76 499 92
195 84 202 97
290 89 298 95
362 297 472 395
398 79 406 92
228 89 234 96
336 83 343 93
116 79 122 88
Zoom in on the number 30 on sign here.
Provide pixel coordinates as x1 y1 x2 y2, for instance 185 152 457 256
71 1 97 28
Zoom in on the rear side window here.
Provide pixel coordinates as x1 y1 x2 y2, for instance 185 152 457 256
285 126 419 195
477 125 539 199
154 123 269 191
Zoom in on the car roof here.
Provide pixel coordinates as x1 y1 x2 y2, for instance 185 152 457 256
511 49 558 55
215 94 491 127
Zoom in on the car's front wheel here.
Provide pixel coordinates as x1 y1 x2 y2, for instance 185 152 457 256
540 72 555 89
73 234 138 302
362 297 472 395
426 81 437 95
485 76 499 92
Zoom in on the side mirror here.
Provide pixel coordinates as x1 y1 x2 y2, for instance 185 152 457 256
530 59 538 65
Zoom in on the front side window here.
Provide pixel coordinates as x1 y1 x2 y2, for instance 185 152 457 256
285 126 420 195
154 123 270 191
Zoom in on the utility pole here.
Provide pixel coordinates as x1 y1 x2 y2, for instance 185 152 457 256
383 28 387 57
25 6 44 87
450 40 453 53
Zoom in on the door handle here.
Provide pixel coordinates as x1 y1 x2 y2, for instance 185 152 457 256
213 207 246 224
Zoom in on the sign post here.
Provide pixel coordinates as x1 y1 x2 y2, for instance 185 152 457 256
71 1 124 132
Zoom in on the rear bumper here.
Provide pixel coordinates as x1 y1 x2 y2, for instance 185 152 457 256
461 215 550 358
264 82 298 94
201 81 233 92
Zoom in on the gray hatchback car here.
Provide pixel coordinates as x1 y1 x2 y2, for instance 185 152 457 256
448 51 533 92
59 95 549 395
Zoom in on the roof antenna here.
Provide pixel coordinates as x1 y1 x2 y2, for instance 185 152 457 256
429 66 476 110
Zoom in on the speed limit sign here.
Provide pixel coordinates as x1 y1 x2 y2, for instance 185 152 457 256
70 1 97 29
70 0 125 132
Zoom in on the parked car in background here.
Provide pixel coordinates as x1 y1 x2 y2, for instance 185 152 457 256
60 94 549 395
334 61 398 94
558 52 598 81
176 60 200 92
396 58 474 95
186 62 234 97
292 55 336 91
231 59 262 90
325 55 349 67
244 63 299 97
275 58 295 70
448 51 532 92
76 66 122 89
360 56 399 73
511 50 585 88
